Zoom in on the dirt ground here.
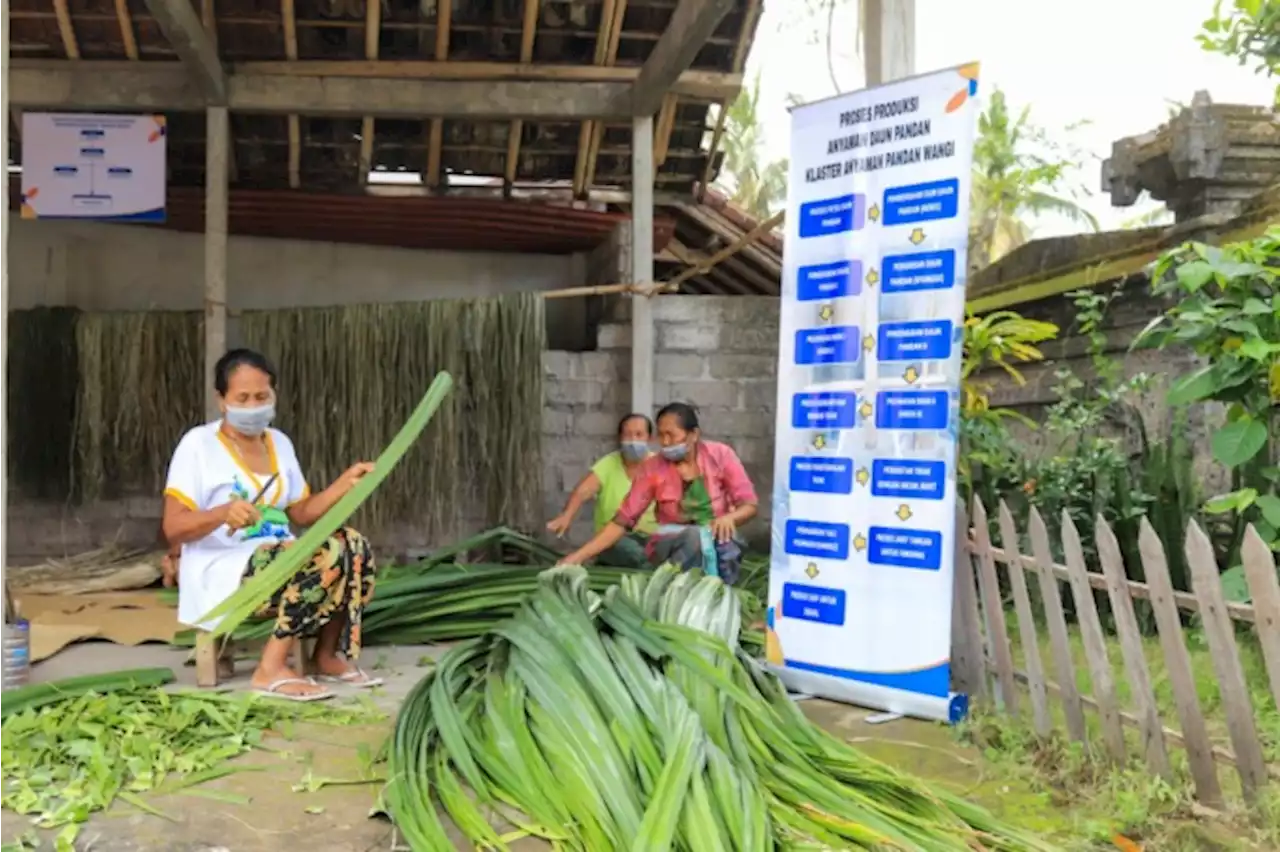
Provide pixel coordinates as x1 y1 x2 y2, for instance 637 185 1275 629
5 641 1067 852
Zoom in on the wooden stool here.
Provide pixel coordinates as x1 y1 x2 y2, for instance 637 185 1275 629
195 632 316 687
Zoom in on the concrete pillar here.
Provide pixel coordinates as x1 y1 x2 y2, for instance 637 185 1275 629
863 0 916 87
630 114 655 418
204 106 229 419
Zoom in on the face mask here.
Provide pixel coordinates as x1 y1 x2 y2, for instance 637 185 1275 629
225 403 275 437
620 441 649 462
661 443 689 462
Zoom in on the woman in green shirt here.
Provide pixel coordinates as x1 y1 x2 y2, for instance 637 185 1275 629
546 413 658 567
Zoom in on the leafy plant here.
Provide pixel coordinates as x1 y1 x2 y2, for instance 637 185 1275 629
1137 228 1280 564
716 73 789 218
1198 0 1280 106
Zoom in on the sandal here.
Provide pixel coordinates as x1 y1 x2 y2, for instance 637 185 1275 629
316 668 383 689
252 677 333 702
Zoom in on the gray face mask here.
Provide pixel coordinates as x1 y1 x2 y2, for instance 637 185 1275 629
225 403 275 437
619 441 649 462
660 443 689 462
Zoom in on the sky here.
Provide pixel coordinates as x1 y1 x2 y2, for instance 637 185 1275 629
744 0 1276 235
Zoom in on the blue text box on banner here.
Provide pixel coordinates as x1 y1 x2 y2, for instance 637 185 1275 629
792 392 857 429
881 250 956 295
875 390 949 430
790 456 855 494
797 259 861 301
871 460 947 500
784 520 851 560
877 319 953 361
868 527 944 571
798 194 866 238
782 583 847 625
881 179 960 225
795 326 861 365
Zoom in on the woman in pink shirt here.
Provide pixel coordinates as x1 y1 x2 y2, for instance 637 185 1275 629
560 403 758 584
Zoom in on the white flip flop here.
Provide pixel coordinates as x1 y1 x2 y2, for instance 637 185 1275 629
316 668 384 689
252 677 334 702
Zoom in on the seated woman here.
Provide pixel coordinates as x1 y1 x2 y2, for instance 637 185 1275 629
545 413 658 568
162 348 380 702
560 403 758 584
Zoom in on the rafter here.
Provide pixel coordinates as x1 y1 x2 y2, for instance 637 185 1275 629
142 0 226 101
425 0 452 189
52 0 80 59
282 0 300 188
700 0 760 200
653 92 678 167
575 0 627 196
114 0 139 59
360 0 382 186
632 0 734 116
504 0 541 192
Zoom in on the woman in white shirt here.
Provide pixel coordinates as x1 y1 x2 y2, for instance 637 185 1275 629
162 348 380 701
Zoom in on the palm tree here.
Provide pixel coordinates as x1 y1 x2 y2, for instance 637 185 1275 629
969 89 1099 271
715 74 789 219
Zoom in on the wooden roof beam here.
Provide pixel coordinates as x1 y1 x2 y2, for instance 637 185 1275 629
52 0 80 59
360 0 382 186
142 0 226 102
631 0 734 116
114 0 139 59
425 0 452 189
282 0 300 188
11 61 641 119
505 0 541 191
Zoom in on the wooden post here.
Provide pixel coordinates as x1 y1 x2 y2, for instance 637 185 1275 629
1139 518 1222 806
205 106 229 418
998 502 1050 737
950 504 984 698
1096 515 1171 778
630 114 655 417
863 0 915 87
1061 511 1126 762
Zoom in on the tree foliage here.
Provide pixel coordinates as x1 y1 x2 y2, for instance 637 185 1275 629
1199 0 1280 106
715 74 789 219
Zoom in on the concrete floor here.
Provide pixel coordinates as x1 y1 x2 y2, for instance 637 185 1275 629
5 640 1054 851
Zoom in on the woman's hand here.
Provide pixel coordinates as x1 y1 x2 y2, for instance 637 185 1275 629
333 461 375 494
557 549 585 567
546 513 572 538
710 516 737 544
222 499 261 531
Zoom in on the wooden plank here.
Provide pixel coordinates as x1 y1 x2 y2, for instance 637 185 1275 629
53 0 80 59
282 0 299 188
359 0 381 186
1241 523 1280 713
1028 507 1087 742
195 632 218 687
1186 519 1267 801
998 501 1050 736
654 92 679 167
1061 511 1126 761
577 0 626 195
953 505 988 700
1138 518 1223 806
359 116 375 184
144 0 226 101
971 498 1018 711
632 0 735 115
115 0 139 59
424 0 451 189
1096 515 1171 778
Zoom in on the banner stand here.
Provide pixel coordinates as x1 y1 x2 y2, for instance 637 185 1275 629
765 64 981 725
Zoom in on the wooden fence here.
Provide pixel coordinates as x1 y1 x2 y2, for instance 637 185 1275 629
953 497 1280 808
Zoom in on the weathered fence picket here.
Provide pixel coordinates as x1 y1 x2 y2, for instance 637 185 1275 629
1096 516 1171 779
959 498 1280 808
1060 512 1127 762
1186 521 1267 802
997 502 1051 737
1136 518 1222 806
1028 506 1087 743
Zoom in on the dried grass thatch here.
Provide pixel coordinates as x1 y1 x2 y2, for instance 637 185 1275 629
73 311 203 501
241 293 545 538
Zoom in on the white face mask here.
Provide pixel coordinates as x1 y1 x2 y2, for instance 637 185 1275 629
224 402 275 437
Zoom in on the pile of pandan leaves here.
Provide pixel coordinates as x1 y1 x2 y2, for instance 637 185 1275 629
384 564 1056 851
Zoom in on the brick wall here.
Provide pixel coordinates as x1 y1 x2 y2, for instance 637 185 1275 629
6 294 786 563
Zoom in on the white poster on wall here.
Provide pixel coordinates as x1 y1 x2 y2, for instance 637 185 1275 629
20 113 167 222
764 63 981 724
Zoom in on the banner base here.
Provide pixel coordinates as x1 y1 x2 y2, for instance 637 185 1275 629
771 663 969 725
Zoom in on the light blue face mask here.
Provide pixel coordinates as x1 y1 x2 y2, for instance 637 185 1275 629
661 443 689 462
620 441 649 462
225 403 275 437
